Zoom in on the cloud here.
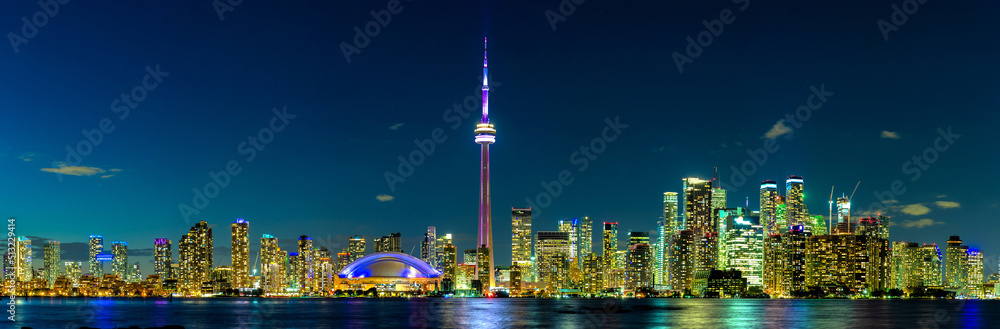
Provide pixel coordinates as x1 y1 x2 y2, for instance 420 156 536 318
935 201 960 209
40 162 121 177
376 194 394 202
100 175 114 179
763 120 792 139
880 131 901 139
936 194 947 198
388 123 405 130
900 203 931 216
18 152 40 162
900 218 945 228
109 168 122 172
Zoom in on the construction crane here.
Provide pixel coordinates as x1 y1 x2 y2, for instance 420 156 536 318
828 186 835 235
848 181 860 233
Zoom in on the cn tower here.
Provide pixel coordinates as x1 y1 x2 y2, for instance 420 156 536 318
475 37 496 291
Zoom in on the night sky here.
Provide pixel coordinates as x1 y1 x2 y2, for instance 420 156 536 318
2 0 998 275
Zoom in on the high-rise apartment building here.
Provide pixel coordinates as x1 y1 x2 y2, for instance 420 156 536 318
43 241 60 287
375 233 401 253
154 238 172 280
231 218 250 289
179 221 213 294
536 231 570 290
89 235 104 276
422 226 437 268
111 241 128 279
260 234 283 294
511 208 533 278
602 222 618 287
785 176 806 227
759 181 779 236
626 231 652 290
297 236 315 293
348 235 366 263
683 177 717 273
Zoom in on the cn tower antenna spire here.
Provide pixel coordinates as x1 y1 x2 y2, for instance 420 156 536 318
482 37 489 123
474 36 497 293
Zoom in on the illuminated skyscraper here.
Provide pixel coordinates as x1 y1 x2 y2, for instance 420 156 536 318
231 218 250 289
511 208 533 276
784 226 810 294
43 241 60 288
535 231 570 290
375 233 401 253
435 233 452 271
602 222 618 287
762 234 786 296
129 263 142 283
759 181 779 236
260 234 283 293
154 238 172 280
579 217 593 268
558 218 579 265
626 231 652 290
893 242 943 290
348 235 366 262
836 196 850 224
442 244 457 281
967 249 984 296
63 262 82 286
474 38 497 291
179 221 213 294
662 192 679 286
111 241 128 279
719 211 764 287
654 218 667 285
88 235 104 276
945 235 969 289
785 176 806 227
857 217 891 292
298 235 315 293
582 252 603 293
671 230 696 292
464 249 478 265
422 226 437 268
805 234 868 295
335 252 350 271
683 177 716 273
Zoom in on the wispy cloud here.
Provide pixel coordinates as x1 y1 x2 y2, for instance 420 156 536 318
388 123 405 130
936 194 947 198
900 218 944 228
100 175 114 179
18 152 40 162
900 203 931 216
935 201 960 209
763 120 792 139
880 130 901 139
40 162 120 177
376 194 394 202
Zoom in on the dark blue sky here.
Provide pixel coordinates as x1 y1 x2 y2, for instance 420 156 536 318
3 0 998 274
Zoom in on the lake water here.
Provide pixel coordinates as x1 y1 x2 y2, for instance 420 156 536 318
12 297 998 328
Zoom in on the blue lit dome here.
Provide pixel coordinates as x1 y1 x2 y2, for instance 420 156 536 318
338 252 442 279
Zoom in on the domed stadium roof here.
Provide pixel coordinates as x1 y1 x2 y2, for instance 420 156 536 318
338 252 442 279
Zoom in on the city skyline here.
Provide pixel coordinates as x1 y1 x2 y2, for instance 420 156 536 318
2 1 998 278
